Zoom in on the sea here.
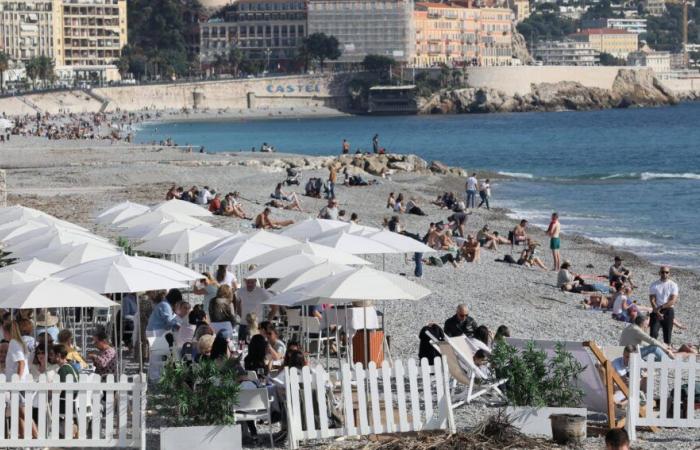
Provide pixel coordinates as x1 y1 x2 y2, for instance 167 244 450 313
136 102 700 271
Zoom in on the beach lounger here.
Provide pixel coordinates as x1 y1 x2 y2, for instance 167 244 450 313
426 331 507 408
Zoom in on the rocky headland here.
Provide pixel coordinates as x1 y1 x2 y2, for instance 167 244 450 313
419 68 687 114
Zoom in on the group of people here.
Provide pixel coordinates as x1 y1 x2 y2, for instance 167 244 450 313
465 173 492 210
8 111 143 143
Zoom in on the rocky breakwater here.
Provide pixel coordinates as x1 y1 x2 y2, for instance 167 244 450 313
163 153 467 178
419 68 678 114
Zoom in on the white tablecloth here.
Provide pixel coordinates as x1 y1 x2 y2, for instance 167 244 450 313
321 307 379 338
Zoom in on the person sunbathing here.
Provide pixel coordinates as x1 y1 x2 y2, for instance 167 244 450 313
460 235 481 263
517 242 546 270
406 197 427 216
255 207 294 229
386 192 396 209
269 183 303 211
222 193 251 219
477 225 510 251
439 229 458 251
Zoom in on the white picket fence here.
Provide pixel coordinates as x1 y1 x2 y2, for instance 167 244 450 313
627 353 700 440
285 357 456 449
0 373 147 449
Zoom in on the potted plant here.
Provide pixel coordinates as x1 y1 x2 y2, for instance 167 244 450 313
157 358 242 450
490 340 587 443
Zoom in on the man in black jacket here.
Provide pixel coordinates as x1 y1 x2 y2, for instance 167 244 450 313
444 304 477 337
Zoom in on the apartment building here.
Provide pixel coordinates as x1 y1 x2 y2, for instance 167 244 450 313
533 40 599 66
569 28 638 59
307 0 415 64
61 0 127 67
582 17 647 35
0 0 62 62
413 3 513 67
200 0 306 70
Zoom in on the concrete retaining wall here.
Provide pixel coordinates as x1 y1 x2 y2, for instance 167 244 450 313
662 78 700 95
464 66 630 96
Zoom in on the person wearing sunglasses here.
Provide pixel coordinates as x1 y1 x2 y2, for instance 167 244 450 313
649 266 679 345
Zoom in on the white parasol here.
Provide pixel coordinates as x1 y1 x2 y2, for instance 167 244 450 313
150 199 212 217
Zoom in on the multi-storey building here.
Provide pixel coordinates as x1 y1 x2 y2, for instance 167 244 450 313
60 0 127 67
643 0 666 16
533 40 599 66
0 0 62 63
627 49 671 74
0 0 127 79
413 3 512 67
569 28 638 59
510 0 529 22
200 0 306 70
582 17 647 35
307 0 415 64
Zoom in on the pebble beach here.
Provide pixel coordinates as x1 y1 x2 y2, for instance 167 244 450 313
2 134 699 449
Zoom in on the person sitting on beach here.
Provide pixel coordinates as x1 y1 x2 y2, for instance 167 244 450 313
350 213 359 224
405 197 427 216
477 225 509 251
447 202 469 238
609 256 633 285
197 186 213 205
269 183 303 211
209 193 222 214
387 192 396 209
510 219 529 246
493 325 511 343
393 193 406 213
440 229 458 251
180 186 197 203
468 325 492 353
255 207 294 229
517 242 547 270
444 304 477 337
222 192 252 219
318 198 339 220
304 178 323 198
460 235 481 263
473 349 491 377
619 314 673 361
612 284 639 322
166 185 180 200
558 261 598 293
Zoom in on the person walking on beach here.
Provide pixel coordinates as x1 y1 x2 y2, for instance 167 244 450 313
326 164 337 199
649 266 679 345
342 139 350 154
465 173 478 208
547 212 561 271
478 178 491 210
372 134 380 153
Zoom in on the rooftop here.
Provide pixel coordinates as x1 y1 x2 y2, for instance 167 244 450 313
574 27 634 35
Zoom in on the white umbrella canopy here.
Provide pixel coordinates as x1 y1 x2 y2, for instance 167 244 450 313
267 261 354 293
0 270 42 286
5 231 116 260
192 230 298 266
150 199 212 217
2 223 107 248
115 211 208 229
265 266 431 306
59 262 188 294
0 118 14 129
124 220 193 240
189 225 232 239
0 220 49 242
365 230 435 253
311 231 399 255
0 205 48 224
246 241 370 267
134 229 220 255
0 279 117 309
0 258 65 277
246 254 357 280
340 222 382 237
54 253 202 282
0 213 87 234
95 201 150 225
24 242 120 266
196 232 246 254
280 218 348 241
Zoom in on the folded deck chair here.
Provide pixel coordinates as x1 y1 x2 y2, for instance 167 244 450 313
426 330 507 408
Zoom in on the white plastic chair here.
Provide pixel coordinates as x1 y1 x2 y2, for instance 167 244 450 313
234 387 274 447
285 308 302 342
299 316 336 359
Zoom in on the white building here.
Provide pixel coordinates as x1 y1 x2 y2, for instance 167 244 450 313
533 40 599 66
627 50 671 75
644 0 666 16
583 18 647 35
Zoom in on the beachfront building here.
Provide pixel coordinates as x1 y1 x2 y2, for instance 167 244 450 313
0 0 62 63
628 48 671 75
307 0 415 65
582 17 647 35
199 0 307 72
413 3 513 67
60 0 127 67
568 28 638 59
509 0 530 22
533 40 599 66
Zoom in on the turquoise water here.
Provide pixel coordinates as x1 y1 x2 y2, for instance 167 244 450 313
136 103 700 270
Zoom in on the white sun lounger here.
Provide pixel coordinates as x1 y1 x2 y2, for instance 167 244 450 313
426 331 507 408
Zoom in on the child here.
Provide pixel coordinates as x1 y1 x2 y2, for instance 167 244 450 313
473 349 492 378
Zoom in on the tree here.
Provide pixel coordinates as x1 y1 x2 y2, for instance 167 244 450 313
228 47 244 77
598 52 626 66
213 53 227 75
517 12 578 46
25 58 40 88
300 33 341 72
362 54 396 73
581 0 621 20
0 52 9 93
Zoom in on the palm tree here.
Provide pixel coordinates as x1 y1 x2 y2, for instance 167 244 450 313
0 52 9 93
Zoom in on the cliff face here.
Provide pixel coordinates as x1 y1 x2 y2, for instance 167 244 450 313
418 68 678 114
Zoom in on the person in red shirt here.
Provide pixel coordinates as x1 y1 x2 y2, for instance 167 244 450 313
208 193 222 214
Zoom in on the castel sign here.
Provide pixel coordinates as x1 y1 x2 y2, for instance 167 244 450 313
265 83 322 94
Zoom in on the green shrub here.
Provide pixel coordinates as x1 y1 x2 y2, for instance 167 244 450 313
490 340 585 408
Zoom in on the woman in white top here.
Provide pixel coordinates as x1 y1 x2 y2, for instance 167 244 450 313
5 321 37 438
193 272 219 315
478 179 491 210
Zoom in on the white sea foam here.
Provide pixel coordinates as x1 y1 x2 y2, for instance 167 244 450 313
592 237 660 248
640 172 700 181
497 171 534 179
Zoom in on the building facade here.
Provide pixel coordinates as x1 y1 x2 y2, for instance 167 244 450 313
643 0 666 16
533 40 599 66
60 0 127 67
627 50 671 74
0 0 62 62
510 0 529 22
307 0 415 64
413 3 513 67
569 28 638 59
200 0 306 70
582 18 647 35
